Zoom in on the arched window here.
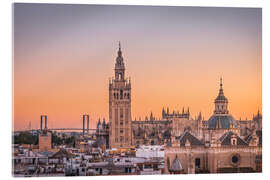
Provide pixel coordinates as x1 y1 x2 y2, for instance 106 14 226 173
195 158 200 168
127 93 130 99
119 73 123 80
120 89 123 99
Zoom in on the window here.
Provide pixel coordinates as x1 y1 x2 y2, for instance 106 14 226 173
231 137 237 145
119 73 123 80
115 108 118 124
232 156 239 164
120 129 123 134
120 89 123 99
120 108 123 118
195 158 200 168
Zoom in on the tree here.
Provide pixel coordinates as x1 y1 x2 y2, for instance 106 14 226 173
13 132 38 145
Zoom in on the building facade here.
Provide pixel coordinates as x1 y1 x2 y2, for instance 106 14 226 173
164 79 262 174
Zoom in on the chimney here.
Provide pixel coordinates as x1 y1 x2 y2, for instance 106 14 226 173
40 115 43 131
87 115 89 134
83 115 85 136
44 115 47 130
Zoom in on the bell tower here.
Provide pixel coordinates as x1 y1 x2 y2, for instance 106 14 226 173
109 42 132 148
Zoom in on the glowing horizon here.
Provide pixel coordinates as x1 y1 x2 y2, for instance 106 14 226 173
13 4 262 131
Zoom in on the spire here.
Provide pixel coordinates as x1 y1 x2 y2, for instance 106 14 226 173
115 41 125 80
162 107 165 117
119 41 121 51
117 41 122 57
220 77 223 89
198 111 202 120
215 77 228 102
218 77 224 96
150 111 153 120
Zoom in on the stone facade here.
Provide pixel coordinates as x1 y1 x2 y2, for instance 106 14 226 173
109 43 132 148
39 130 52 151
164 130 262 174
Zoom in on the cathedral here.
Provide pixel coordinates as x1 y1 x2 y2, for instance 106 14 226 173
104 43 262 173
165 78 262 173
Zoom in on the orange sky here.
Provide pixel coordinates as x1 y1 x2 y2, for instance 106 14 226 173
13 4 262 130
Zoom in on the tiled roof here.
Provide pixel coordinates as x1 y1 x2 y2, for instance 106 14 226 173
218 131 248 146
178 131 204 147
51 148 74 158
38 151 55 157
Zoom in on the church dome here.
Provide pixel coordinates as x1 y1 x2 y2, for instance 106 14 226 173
208 114 238 129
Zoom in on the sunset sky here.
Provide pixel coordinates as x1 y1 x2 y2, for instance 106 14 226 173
13 4 262 131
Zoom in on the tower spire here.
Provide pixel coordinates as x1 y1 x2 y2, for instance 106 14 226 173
117 41 122 57
214 77 229 114
218 77 225 97
119 41 121 51
220 77 223 90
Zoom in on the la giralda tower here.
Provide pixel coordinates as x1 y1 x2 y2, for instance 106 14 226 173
109 42 132 148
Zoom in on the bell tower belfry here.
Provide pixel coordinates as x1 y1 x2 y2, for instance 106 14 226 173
109 42 132 148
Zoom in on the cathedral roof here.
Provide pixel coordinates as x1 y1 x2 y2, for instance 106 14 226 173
208 114 238 129
177 131 204 147
218 131 248 146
